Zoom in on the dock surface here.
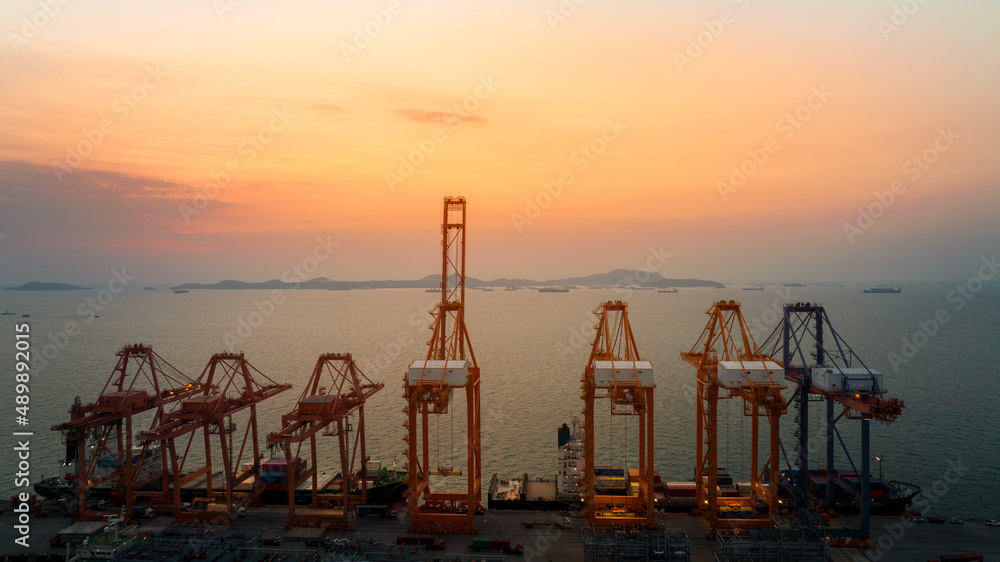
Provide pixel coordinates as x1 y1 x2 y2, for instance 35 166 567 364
2 504 999 560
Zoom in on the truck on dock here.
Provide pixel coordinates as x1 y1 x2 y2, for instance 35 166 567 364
522 517 571 529
354 504 394 518
397 535 444 550
470 537 524 555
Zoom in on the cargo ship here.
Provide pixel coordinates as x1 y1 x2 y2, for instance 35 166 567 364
487 420 919 515
537 287 569 293
257 457 406 505
489 418 669 512
778 468 921 514
36 456 407 507
864 284 901 293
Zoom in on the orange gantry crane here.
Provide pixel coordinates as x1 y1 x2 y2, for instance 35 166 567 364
138 352 290 523
581 300 656 527
267 353 383 529
680 300 787 533
403 196 482 534
53 344 202 523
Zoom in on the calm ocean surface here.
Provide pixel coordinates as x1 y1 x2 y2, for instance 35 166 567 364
2 283 997 518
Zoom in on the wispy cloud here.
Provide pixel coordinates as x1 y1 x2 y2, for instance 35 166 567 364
395 108 487 126
0 160 206 239
314 104 347 115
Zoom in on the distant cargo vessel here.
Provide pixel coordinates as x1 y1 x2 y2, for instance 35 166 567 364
864 284 901 294
658 288 678 293
171 288 189 294
537 287 569 293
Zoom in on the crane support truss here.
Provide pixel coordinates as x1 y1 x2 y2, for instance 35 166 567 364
760 302 904 540
52 344 201 523
680 301 787 534
403 196 482 534
139 353 290 524
267 353 383 529
581 301 655 527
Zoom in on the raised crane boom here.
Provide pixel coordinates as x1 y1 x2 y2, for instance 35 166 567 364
403 196 481 534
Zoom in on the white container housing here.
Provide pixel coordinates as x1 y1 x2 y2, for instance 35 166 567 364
717 361 784 388
406 359 471 386
593 360 654 388
811 367 883 395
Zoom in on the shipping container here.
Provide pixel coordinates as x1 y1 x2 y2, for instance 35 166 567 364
811 366 883 395
396 534 434 546
471 537 493 550
355 504 389 517
592 360 654 388
717 361 783 388
491 538 511 550
407 359 470 386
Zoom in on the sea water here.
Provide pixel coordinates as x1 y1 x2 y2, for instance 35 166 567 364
1 283 996 518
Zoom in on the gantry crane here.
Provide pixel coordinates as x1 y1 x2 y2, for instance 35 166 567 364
403 196 482 534
139 352 290 523
268 353 383 529
760 302 904 540
680 301 787 533
53 344 201 523
581 301 655 527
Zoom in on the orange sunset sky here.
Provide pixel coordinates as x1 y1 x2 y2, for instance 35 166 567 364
1 1 998 285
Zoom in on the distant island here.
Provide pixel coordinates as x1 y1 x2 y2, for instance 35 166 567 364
4 281 89 291
170 270 724 291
